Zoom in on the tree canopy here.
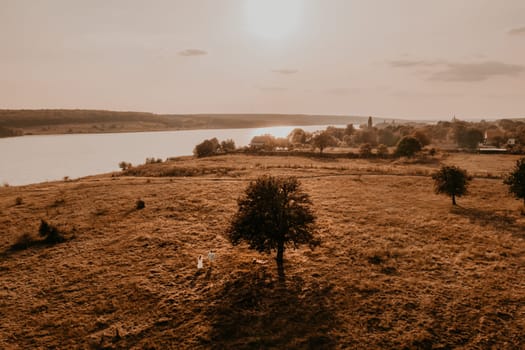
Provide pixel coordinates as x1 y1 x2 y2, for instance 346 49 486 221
194 138 221 157
227 176 318 277
312 131 337 154
503 157 525 206
395 136 422 157
432 166 471 205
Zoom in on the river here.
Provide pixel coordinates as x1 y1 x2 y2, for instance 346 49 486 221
0 125 348 186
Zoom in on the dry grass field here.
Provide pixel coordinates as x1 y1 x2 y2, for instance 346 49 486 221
1 153 524 349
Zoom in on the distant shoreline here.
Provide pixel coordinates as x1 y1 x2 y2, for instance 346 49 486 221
0 109 429 138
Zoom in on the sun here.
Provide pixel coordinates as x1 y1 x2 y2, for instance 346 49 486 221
243 0 303 40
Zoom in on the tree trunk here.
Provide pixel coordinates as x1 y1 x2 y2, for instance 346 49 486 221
276 241 285 282
452 194 456 205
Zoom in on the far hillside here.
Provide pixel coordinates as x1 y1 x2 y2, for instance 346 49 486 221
0 109 370 137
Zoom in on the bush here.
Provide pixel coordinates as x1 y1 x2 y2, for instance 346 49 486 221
376 144 389 158
194 138 221 157
221 139 236 153
136 199 145 210
503 157 525 207
395 136 422 158
359 143 373 158
118 161 132 171
145 157 163 164
38 219 65 244
412 130 431 147
15 197 23 206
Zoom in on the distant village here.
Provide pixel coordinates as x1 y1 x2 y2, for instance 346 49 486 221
247 116 524 155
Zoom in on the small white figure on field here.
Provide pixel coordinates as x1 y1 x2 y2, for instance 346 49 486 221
197 255 203 269
208 250 215 265
252 258 268 265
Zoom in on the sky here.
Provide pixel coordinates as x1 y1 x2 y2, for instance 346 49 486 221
1 0 524 120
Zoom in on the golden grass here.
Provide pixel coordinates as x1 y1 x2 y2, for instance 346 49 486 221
0 154 524 348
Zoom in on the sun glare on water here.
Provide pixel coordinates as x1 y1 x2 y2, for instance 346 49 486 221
243 0 303 40
249 126 297 139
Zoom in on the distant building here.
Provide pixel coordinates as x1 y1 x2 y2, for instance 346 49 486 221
367 116 373 129
507 138 516 146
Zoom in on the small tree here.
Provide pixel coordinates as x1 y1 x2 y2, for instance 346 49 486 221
395 136 422 158
376 144 389 158
432 166 471 205
227 176 318 278
456 127 483 150
312 131 336 154
220 139 236 153
118 161 132 171
503 157 525 207
194 138 220 157
412 130 431 147
359 143 373 158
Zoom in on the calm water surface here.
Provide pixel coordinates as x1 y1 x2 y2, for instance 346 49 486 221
0 125 346 186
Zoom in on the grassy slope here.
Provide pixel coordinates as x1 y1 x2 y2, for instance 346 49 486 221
0 154 524 349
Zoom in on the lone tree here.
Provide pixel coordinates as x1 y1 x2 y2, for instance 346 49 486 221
312 131 336 155
503 157 525 207
227 175 318 277
395 136 422 158
432 165 472 205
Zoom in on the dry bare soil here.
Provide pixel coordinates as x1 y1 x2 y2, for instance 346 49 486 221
1 153 524 349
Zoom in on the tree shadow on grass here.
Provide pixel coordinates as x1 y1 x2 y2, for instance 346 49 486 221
206 265 338 349
451 206 525 238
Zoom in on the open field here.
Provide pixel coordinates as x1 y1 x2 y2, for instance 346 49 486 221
1 154 524 349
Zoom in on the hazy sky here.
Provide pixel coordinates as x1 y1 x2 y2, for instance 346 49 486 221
1 0 524 119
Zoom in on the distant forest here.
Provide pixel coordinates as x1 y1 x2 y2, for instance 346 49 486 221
0 109 370 137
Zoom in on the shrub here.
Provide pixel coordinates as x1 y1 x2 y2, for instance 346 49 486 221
503 157 525 207
376 144 389 158
145 157 163 164
136 199 145 210
38 219 65 244
359 143 373 158
118 161 132 171
15 197 23 206
412 130 431 147
220 139 236 153
194 138 221 157
395 136 422 158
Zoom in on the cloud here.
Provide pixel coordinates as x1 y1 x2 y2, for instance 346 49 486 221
272 69 298 75
390 59 524 82
508 26 525 36
430 61 524 82
257 86 288 92
178 49 207 56
389 60 439 68
325 88 359 96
